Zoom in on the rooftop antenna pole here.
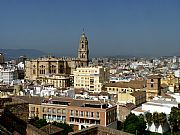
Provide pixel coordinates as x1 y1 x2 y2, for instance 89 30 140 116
82 28 85 34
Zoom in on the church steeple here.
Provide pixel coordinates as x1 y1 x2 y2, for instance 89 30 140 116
78 32 89 67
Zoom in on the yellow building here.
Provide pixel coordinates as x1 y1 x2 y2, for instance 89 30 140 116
161 73 176 86
73 66 109 92
118 91 146 106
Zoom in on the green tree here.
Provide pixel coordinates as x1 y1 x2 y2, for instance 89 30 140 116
153 112 159 131
168 106 180 133
145 112 153 130
158 113 167 126
123 113 146 135
158 112 167 133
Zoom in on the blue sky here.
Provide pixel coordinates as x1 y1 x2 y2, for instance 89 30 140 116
0 0 180 57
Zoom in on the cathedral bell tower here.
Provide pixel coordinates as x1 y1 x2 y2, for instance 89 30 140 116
78 32 89 67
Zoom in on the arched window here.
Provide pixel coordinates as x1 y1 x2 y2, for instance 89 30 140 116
50 65 56 74
82 44 84 48
39 65 45 74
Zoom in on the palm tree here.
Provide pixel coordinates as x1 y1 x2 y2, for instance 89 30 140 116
158 112 167 133
145 112 152 130
153 112 159 132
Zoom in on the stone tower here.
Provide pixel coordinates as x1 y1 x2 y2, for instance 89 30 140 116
146 75 161 101
78 32 89 67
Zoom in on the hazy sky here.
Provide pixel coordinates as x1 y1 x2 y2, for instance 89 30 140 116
0 0 180 57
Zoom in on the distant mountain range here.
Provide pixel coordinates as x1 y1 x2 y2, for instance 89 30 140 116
0 49 47 60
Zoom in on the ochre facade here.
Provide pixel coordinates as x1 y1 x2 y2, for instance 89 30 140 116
25 33 89 81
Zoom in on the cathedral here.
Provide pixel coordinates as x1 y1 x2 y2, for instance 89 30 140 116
25 32 89 80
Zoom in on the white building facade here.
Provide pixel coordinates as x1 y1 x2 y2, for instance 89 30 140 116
0 68 18 84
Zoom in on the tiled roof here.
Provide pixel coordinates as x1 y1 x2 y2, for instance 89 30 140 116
40 124 64 135
105 79 146 89
130 91 146 97
13 96 115 108
12 96 44 105
68 125 133 135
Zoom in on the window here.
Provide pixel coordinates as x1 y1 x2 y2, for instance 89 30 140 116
151 79 154 82
33 69 36 74
57 116 61 120
62 116 66 121
31 107 35 111
70 118 74 122
62 109 66 114
52 109 56 113
36 108 39 113
86 112 89 117
48 108 51 113
70 110 74 116
43 114 46 119
48 115 51 119
96 112 100 118
76 110 78 116
91 112 94 117
91 120 95 124
57 109 61 114
151 84 154 87
43 107 46 112
52 115 56 120
81 111 84 117
39 65 45 74
96 120 100 124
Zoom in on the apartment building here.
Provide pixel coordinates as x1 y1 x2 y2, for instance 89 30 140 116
0 68 18 84
73 66 109 92
66 100 117 130
15 96 117 130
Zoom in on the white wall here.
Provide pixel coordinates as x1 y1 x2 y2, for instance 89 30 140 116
147 122 170 134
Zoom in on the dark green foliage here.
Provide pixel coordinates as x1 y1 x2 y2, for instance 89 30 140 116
158 112 167 126
152 112 159 125
29 118 73 135
145 112 153 125
29 117 48 128
168 105 180 132
52 121 73 135
117 121 123 130
123 113 146 135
